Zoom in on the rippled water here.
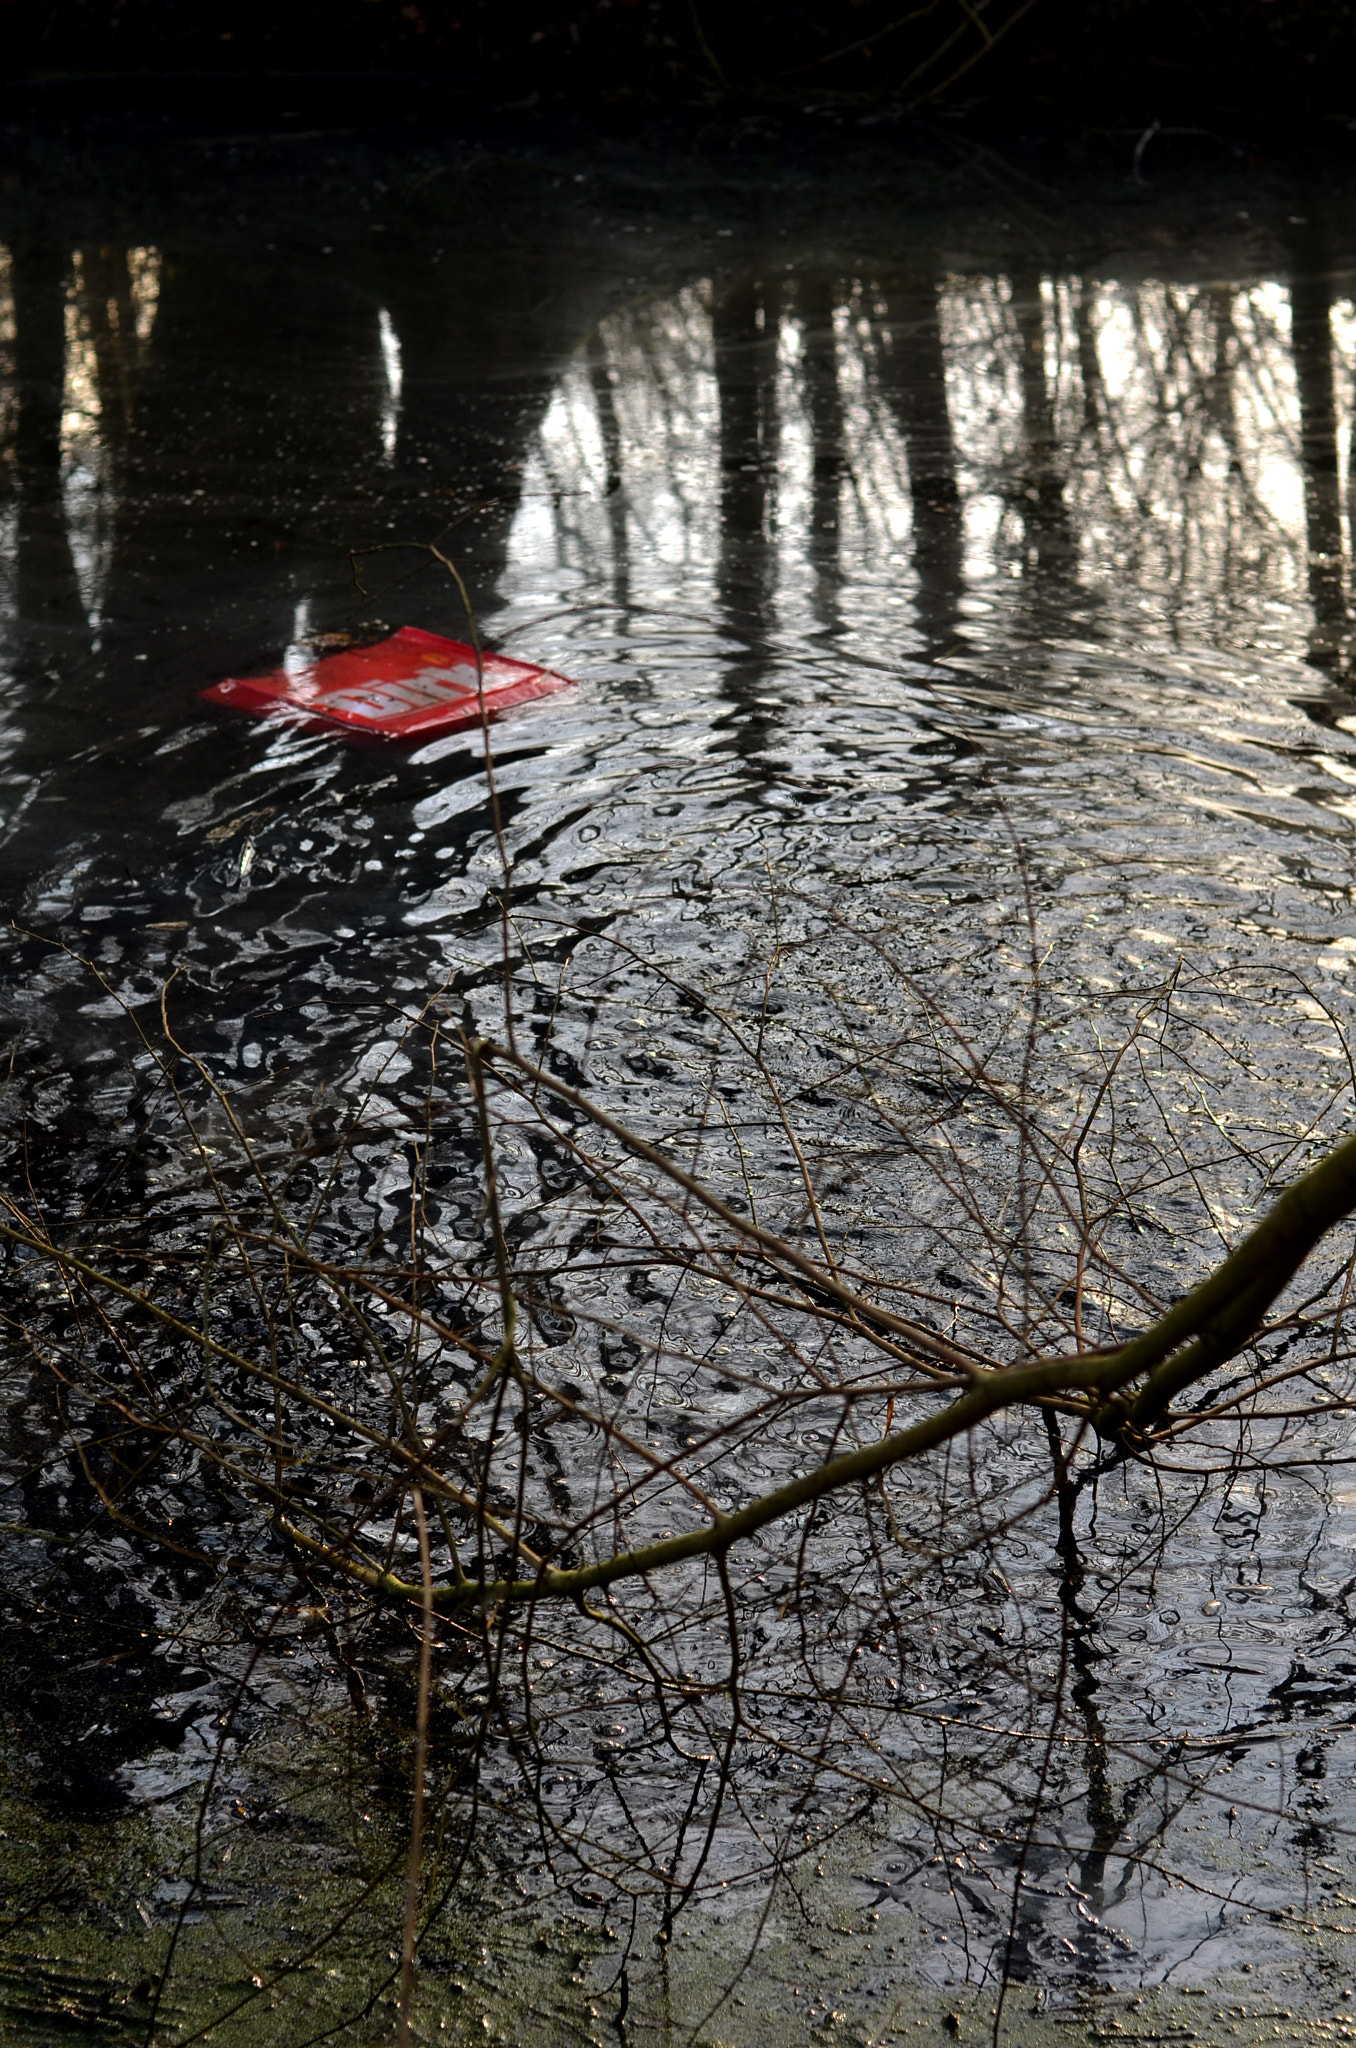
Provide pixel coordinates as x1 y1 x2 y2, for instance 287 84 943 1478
5 130 1356 2039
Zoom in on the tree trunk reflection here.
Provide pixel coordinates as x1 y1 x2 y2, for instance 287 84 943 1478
713 275 782 771
872 272 963 659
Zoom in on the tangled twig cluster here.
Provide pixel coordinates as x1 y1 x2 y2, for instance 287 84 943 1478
5 889 1356 2036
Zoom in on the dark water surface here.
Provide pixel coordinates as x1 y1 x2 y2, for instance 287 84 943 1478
6 122 1356 2044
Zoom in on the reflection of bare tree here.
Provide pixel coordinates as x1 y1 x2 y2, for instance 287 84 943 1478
1073 278 1105 444
1047 1429 1154 1939
587 328 631 618
370 247 624 648
1201 281 1237 447
72 246 144 451
940 270 1334 666
57 246 164 633
9 232 86 641
1010 269 1078 589
89 239 314 669
380 275 564 615
797 272 845 634
712 275 782 767
1290 243 1350 675
870 273 963 656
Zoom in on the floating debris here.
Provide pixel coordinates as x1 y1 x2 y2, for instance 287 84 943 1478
202 626 574 740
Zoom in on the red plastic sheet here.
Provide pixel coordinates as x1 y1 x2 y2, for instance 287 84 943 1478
202 626 574 741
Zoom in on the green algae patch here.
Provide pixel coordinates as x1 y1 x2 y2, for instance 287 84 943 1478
542 1822 1356 2048
0 1705 611 2046
4 1723 1356 2047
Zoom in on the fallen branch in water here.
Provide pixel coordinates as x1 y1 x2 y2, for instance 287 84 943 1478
18 1027 1349 1615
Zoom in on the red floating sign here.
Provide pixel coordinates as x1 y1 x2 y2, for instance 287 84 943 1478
202 626 574 741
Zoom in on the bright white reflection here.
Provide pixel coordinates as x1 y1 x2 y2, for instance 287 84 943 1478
127 246 161 344
937 273 1024 591
61 245 162 630
1080 281 1306 614
285 597 312 678
1331 299 1356 541
835 291 914 547
931 270 1338 650
504 284 720 603
501 261 1356 668
772 311 815 606
500 258 1356 667
62 252 109 629
377 307 401 463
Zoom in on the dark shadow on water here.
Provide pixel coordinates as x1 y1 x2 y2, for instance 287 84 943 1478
1290 230 1352 680
871 268 964 661
10 231 88 662
712 272 784 780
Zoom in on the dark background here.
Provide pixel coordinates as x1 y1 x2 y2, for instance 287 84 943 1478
5 0 1356 135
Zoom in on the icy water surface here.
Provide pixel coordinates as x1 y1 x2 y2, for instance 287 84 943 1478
6 125 1356 2044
